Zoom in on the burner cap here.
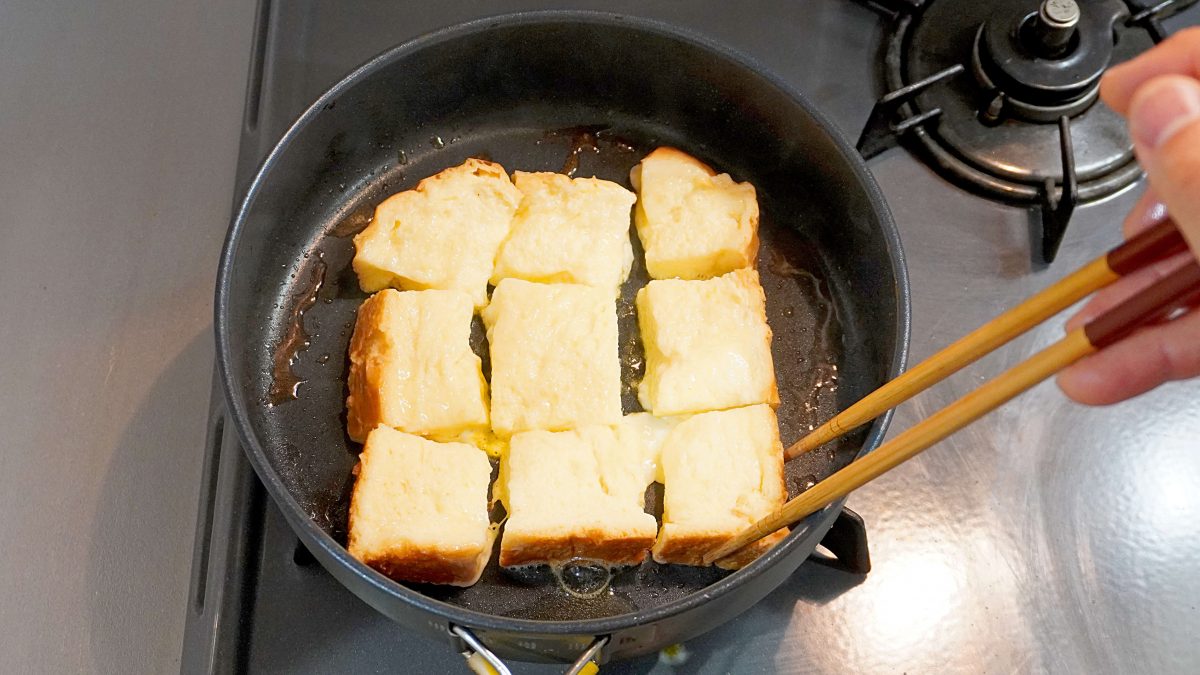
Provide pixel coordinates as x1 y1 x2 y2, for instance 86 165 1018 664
974 0 1128 122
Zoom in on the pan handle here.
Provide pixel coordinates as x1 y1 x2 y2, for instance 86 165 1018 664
452 625 608 675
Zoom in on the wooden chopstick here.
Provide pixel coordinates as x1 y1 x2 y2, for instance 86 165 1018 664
785 218 1187 460
705 258 1200 564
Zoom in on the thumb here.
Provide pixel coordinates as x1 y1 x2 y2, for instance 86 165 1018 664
1128 75 1200 259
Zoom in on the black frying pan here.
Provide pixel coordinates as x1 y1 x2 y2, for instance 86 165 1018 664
216 11 910 669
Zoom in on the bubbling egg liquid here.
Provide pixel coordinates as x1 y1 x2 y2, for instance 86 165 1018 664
505 558 622 599
550 559 618 599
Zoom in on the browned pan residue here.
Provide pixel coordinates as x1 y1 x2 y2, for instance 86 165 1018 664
269 255 326 405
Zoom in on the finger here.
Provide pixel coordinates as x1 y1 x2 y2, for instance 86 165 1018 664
1129 75 1200 259
1101 27 1200 115
1122 187 1168 239
1064 253 1194 331
1057 307 1200 406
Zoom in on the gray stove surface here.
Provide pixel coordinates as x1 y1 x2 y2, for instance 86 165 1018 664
2 1 1198 673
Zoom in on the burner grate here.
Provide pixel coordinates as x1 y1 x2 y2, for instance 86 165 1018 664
856 0 1196 262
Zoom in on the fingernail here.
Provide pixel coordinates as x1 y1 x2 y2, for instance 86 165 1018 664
1140 198 1168 227
1129 78 1200 149
1132 192 1168 230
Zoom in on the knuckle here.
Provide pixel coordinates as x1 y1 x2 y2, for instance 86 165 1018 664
1163 313 1200 381
1155 120 1200 190
1172 26 1200 48
1179 26 1200 66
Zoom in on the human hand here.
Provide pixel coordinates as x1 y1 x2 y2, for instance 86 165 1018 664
1057 28 1200 405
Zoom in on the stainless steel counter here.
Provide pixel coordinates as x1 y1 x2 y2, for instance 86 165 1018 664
2 1 1198 673
0 0 256 671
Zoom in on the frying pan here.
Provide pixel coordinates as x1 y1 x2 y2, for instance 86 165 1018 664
216 10 910 669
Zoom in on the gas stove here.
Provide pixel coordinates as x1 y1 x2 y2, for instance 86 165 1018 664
182 2 1200 673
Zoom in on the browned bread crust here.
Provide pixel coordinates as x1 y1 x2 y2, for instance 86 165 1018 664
652 528 789 569
345 293 388 443
499 529 656 567
347 478 494 586
354 545 489 587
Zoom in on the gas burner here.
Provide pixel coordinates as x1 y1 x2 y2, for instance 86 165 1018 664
973 0 1117 123
858 0 1196 262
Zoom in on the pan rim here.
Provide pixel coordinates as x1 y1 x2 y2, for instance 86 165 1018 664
215 8 911 638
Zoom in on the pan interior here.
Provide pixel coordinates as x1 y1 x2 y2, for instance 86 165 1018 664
223 19 899 622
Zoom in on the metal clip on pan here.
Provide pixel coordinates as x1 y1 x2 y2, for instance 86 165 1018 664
454 626 607 675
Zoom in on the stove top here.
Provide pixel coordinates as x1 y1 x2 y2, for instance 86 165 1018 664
183 2 1200 673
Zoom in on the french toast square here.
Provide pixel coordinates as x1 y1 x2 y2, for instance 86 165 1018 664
498 422 664 567
348 426 495 586
482 279 622 437
346 288 488 442
630 147 759 280
636 268 779 417
353 158 522 309
651 404 788 569
492 171 636 293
